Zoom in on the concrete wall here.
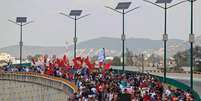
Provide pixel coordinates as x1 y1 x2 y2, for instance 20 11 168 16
0 72 77 101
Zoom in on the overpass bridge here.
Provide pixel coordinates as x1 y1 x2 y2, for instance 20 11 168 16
0 67 200 100
0 72 77 101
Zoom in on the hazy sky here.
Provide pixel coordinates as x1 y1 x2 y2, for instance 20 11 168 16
0 0 201 48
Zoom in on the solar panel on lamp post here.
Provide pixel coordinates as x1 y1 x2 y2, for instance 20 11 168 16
60 10 90 58
8 17 33 67
105 2 140 72
143 0 187 83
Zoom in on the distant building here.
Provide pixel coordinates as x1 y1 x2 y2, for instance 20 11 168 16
0 53 13 62
0 53 15 66
168 57 177 67
182 66 190 72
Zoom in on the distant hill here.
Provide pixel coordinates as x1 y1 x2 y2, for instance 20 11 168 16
71 37 187 56
74 37 163 50
0 37 191 58
70 37 186 50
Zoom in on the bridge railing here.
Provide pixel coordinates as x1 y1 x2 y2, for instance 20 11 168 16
0 72 78 96
152 74 201 101
113 69 201 101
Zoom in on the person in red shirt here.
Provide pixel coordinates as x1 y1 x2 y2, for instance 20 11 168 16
143 91 151 101
46 67 53 75
171 96 178 101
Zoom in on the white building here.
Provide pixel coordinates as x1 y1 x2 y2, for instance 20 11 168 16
0 53 12 62
0 53 15 66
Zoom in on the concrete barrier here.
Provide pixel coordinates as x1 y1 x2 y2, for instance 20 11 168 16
0 72 78 101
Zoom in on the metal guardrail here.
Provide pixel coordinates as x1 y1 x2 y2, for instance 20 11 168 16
144 70 201 74
194 71 201 74
113 69 201 101
0 72 78 96
152 74 201 101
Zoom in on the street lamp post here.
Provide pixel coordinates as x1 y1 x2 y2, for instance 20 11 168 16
142 54 144 73
143 0 187 83
187 0 197 92
8 17 33 67
103 48 106 61
105 2 139 72
60 10 90 58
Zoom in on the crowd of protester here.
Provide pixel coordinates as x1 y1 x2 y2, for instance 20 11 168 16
1 57 195 101
70 69 194 101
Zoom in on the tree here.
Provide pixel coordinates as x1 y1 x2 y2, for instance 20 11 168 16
26 55 33 61
174 51 190 67
194 46 201 71
173 46 201 72
147 54 161 67
125 48 134 66
112 56 121 66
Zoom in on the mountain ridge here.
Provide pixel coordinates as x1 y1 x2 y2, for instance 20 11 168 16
1 36 200 58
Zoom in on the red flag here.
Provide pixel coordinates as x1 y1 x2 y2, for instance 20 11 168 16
54 58 63 67
63 54 69 67
56 58 60 66
65 65 71 71
53 58 62 67
84 57 94 70
60 59 65 67
104 61 112 71
52 58 57 67
63 55 67 64
73 57 83 68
